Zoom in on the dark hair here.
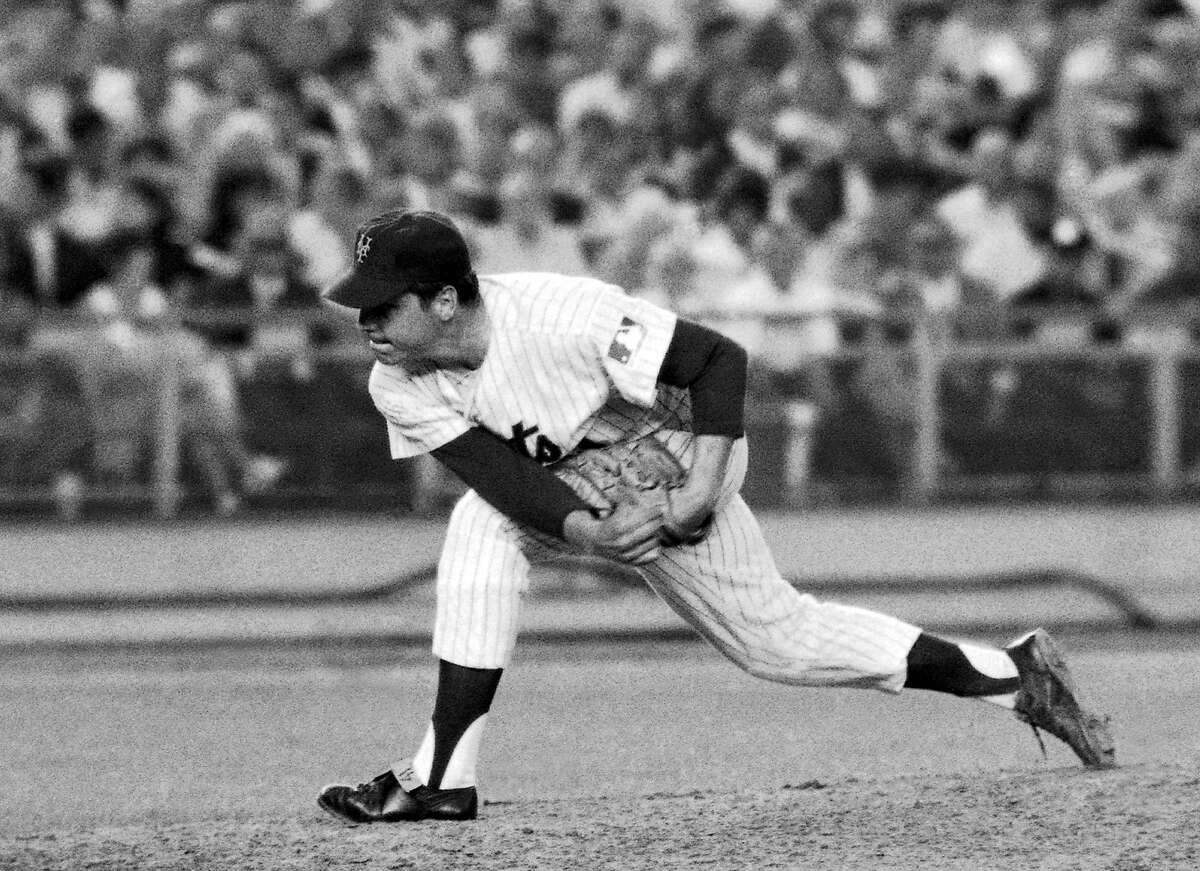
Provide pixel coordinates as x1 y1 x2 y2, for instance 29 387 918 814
101 227 155 265
406 272 481 306
865 159 949 194
66 105 109 144
696 12 741 45
119 132 176 165
204 167 283 248
127 177 179 242
25 152 71 197
744 16 795 77
786 161 845 234
714 166 772 222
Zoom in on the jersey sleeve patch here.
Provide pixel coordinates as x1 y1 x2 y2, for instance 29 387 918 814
591 287 676 408
607 317 646 364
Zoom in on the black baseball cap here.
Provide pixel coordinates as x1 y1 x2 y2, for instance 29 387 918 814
323 210 473 309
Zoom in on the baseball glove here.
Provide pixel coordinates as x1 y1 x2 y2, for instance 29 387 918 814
554 437 711 546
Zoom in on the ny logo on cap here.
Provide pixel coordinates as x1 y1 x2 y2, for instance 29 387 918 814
355 233 373 264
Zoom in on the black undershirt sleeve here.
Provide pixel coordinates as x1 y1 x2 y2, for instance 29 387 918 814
657 319 748 437
430 428 589 540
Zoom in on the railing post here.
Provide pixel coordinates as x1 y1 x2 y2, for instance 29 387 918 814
1149 348 1182 497
783 399 818 507
153 353 182 518
911 312 941 503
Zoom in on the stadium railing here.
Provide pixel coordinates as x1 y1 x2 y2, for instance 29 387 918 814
2 305 1199 518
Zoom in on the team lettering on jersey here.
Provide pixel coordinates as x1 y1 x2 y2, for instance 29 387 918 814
505 422 563 464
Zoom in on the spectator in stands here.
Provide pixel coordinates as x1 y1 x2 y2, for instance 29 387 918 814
557 8 661 165
937 129 1048 302
503 123 591 229
896 217 965 319
0 293 88 517
119 175 206 301
368 10 473 117
1120 130 1200 304
172 324 289 517
377 108 468 214
53 264 161 490
1006 174 1112 342
1077 157 1175 314
593 183 694 289
772 0 858 130
184 207 331 353
686 165 788 358
5 0 1200 509
791 235 912 491
767 162 856 416
472 170 589 276
1052 2 1169 207
656 10 747 199
506 123 563 190
723 72 792 183
807 224 928 493
73 219 288 516
63 104 119 192
2 149 109 308
459 82 524 193
557 106 644 265
753 156 845 295
289 161 377 292
193 162 295 277
924 0 1043 137
482 0 563 128
635 228 702 312
795 157 944 329
1009 233 1108 343
1143 15 1200 150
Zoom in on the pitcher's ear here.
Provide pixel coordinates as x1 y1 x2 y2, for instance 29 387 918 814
431 284 459 320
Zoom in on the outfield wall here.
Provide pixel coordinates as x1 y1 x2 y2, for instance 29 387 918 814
5 505 1200 600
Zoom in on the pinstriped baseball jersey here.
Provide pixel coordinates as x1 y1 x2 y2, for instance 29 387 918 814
369 273 690 465
364 270 923 688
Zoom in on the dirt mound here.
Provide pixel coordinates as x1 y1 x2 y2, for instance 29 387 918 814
4 763 1196 871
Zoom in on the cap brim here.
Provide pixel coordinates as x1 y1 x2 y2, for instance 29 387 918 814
322 269 405 309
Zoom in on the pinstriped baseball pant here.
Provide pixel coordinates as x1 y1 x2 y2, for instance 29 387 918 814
432 438 922 691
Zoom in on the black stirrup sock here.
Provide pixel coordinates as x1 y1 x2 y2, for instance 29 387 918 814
904 632 1021 697
427 660 502 789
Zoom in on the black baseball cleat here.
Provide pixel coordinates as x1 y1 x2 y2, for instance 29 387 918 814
317 770 478 823
1006 628 1116 769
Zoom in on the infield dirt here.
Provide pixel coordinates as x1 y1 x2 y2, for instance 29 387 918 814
4 501 1199 871
3 763 1196 870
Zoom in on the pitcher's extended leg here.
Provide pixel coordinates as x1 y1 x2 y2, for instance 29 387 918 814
639 494 1113 766
641 494 921 691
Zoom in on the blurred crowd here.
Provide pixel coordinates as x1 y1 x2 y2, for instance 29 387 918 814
3 0 1200 510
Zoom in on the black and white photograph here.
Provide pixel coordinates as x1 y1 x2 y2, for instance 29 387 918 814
2 0 1198 868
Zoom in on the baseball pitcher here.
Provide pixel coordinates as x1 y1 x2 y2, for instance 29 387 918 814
316 210 1114 824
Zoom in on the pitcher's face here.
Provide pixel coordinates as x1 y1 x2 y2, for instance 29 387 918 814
358 294 440 367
